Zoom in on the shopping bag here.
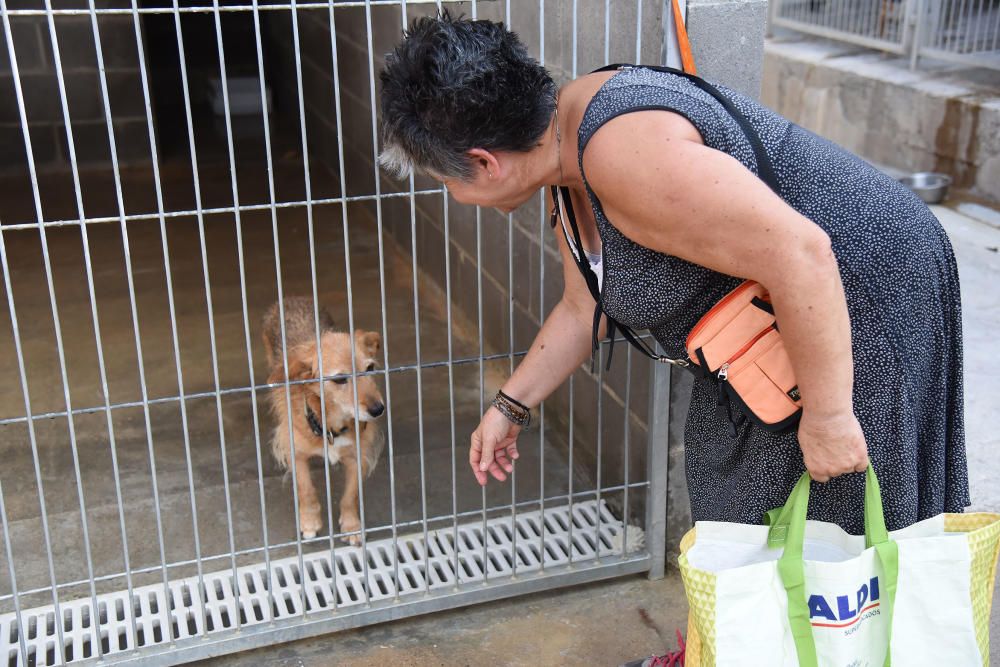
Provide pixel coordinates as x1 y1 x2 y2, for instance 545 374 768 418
678 467 1000 666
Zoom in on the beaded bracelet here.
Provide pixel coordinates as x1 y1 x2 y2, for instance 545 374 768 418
492 390 531 427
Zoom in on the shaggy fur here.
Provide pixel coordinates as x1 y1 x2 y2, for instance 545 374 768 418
263 297 385 543
378 10 556 179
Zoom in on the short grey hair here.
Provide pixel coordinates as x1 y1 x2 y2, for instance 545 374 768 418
378 12 556 181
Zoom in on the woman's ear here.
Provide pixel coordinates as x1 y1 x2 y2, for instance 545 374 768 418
466 148 502 181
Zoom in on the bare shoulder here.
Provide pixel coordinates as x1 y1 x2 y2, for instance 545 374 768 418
581 110 703 200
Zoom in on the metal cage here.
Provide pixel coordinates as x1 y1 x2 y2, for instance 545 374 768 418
0 1 672 664
769 0 1000 71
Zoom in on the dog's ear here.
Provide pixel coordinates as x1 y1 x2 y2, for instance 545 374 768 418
355 330 382 361
267 343 316 384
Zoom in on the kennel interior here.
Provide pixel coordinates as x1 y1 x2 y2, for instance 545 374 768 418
0 1 669 664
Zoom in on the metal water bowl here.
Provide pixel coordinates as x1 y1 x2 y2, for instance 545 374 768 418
900 172 952 204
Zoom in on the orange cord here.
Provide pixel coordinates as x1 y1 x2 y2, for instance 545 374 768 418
671 0 697 75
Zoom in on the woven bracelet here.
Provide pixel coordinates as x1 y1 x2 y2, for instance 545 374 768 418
492 391 530 427
497 389 530 413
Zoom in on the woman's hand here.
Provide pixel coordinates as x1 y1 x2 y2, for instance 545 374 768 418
469 406 521 486
797 410 869 482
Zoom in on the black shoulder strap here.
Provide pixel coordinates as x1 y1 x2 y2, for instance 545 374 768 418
591 64 779 193
555 63 781 371
551 185 676 370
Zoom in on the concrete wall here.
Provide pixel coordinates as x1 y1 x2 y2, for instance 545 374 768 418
687 0 769 98
0 11 151 172
763 37 1000 204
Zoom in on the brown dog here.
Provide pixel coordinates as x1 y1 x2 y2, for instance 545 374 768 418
262 297 385 543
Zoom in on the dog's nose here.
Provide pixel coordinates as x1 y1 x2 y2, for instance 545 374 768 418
368 402 385 418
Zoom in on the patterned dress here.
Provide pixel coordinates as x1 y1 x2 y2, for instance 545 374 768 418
577 66 969 534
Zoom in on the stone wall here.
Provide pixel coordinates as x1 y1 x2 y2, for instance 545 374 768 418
0 10 150 173
763 37 1000 204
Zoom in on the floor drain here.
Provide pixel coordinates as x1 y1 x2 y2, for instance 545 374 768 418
1 500 639 665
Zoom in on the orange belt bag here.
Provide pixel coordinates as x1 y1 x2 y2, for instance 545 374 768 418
554 63 803 436
685 280 802 432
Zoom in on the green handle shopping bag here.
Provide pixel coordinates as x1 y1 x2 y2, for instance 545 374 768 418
679 466 1000 666
765 467 899 667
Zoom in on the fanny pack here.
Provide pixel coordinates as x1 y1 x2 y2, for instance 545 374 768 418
553 63 802 435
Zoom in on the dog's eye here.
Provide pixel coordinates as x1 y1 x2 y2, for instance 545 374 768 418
333 376 348 385
365 362 375 372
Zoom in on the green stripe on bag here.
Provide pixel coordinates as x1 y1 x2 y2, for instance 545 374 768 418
766 467 899 667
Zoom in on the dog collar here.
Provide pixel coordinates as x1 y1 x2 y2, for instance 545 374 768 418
305 405 365 442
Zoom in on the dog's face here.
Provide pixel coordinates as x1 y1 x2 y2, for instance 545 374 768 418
271 329 385 425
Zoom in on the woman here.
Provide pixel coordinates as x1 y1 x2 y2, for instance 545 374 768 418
379 15 968 541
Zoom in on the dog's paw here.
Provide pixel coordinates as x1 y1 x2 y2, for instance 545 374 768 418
340 515 362 546
300 508 323 540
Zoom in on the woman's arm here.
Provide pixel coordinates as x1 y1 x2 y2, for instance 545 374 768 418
469 192 607 486
582 110 868 482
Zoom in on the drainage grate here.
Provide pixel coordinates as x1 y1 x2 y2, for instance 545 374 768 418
0 500 642 666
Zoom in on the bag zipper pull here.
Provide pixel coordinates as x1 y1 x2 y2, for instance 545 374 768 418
717 363 730 381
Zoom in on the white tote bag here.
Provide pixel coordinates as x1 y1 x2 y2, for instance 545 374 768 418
679 467 1000 666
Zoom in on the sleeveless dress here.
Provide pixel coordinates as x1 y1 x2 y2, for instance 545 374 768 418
577 66 969 534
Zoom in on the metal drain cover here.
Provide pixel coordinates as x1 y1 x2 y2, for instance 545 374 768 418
2 500 640 666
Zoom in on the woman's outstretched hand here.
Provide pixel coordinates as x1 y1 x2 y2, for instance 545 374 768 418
470 406 521 486
797 409 869 483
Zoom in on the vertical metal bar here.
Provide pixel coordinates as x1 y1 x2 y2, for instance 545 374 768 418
220 0 280 627
505 0 518 582
849 0 865 45
621 345 632 561
289 0 333 617
644 351 671 580
246 0 279 622
942 0 959 49
976 0 988 52
478 207 489 582
968 0 981 51
443 187 459 587
636 0 643 61
595 343 604 562
567 0 578 569
898 0 911 90
989 0 1000 51
537 0 547 574
128 0 207 636
327 0 354 606
290 0 334 562
207 0 251 626
0 478 28 663
89 0 182 650
362 0 401 602
471 0 490 587
955 0 971 52
605 0 611 64
910 0 926 69
346 0 380 604
0 218 67 665
390 0 410 603
170 0 223 634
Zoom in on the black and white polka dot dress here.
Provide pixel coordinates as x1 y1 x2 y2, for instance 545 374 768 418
577 66 969 534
